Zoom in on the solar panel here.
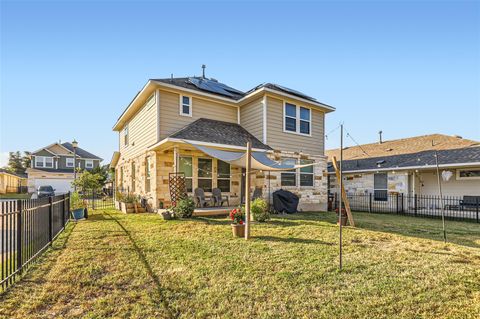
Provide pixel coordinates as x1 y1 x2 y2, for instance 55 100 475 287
271 84 317 101
188 78 244 98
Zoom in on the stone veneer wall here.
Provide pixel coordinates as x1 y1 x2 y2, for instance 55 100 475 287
117 148 329 211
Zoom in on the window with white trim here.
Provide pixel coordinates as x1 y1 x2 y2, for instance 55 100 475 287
374 173 388 201
179 157 193 192
145 157 151 192
281 158 297 186
456 169 480 180
284 102 311 135
300 159 314 186
66 157 74 168
217 160 231 192
198 158 212 192
85 159 94 169
180 95 192 116
35 156 54 168
124 125 129 146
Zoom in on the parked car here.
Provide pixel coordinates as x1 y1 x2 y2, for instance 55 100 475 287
37 185 55 198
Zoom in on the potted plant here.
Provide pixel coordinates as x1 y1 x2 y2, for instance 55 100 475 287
335 207 348 226
70 192 86 220
116 192 145 213
230 207 245 237
172 197 195 218
251 198 270 222
161 209 175 220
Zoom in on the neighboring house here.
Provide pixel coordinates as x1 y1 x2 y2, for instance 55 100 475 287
26 142 102 193
0 169 27 194
111 75 335 211
326 134 480 198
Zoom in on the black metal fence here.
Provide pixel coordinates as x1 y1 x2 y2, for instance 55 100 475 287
81 188 115 210
1 194 70 292
332 193 480 223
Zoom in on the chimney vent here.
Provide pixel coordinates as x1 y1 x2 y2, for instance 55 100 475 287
202 64 206 78
378 130 383 144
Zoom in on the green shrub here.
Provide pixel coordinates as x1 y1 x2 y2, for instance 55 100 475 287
173 197 195 218
70 192 85 210
251 198 269 222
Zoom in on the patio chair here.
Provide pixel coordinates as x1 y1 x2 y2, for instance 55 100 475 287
194 188 212 208
212 188 229 207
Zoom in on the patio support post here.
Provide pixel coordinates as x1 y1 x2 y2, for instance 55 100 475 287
173 146 179 173
245 141 252 240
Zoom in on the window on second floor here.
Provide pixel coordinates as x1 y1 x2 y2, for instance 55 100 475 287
124 125 129 146
66 157 74 168
35 156 54 168
180 95 192 116
85 159 94 169
284 102 311 135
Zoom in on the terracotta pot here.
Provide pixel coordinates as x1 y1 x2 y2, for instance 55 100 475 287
231 224 245 237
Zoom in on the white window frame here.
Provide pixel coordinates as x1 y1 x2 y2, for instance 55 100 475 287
35 156 54 168
179 95 192 117
197 157 213 192
179 156 193 193
299 159 315 187
85 159 94 169
283 101 312 137
456 168 480 180
216 159 231 193
124 125 129 146
280 158 297 187
66 157 74 168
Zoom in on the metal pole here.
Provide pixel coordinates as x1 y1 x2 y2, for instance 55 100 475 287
73 147 77 192
245 141 252 240
434 150 446 242
339 124 343 270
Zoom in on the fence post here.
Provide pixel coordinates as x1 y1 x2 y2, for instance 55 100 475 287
61 194 66 228
16 200 23 275
414 194 418 216
66 192 70 223
92 189 95 210
396 194 399 214
48 196 53 244
476 197 479 223
369 193 372 213
401 193 404 213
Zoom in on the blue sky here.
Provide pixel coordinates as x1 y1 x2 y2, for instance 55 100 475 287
1 0 479 165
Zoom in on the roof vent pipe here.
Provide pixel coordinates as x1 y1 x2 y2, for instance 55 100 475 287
202 64 206 79
378 130 383 144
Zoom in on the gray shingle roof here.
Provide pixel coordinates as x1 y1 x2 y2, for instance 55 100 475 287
169 118 272 150
327 146 480 173
61 143 102 160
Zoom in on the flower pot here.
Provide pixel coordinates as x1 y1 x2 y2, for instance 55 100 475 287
162 211 174 220
71 208 85 220
231 223 245 237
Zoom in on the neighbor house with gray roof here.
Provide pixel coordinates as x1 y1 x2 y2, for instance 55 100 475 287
26 142 102 193
326 134 480 200
111 73 334 212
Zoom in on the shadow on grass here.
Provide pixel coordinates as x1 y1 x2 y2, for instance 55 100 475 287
103 211 178 319
254 235 334 246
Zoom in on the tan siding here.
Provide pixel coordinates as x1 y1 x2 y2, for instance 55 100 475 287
119 94 157 159
240 97 263 142
48 144 71 155
267 96 325 155
159 90 237 139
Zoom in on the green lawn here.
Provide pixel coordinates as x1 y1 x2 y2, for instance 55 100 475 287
1 210 479 319
0 193 30 200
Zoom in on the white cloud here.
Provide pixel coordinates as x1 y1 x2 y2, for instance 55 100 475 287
0 152 9 168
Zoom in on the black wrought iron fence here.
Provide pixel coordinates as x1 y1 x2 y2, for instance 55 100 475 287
1 194 70 293
81 188 115 210
332 193 480 223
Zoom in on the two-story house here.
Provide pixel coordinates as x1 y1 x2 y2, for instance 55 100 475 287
27 142 102 193
111 75 335 211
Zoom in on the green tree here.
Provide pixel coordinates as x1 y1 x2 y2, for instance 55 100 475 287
22 151 31 169
72 170 103 192
8 151 24 174
91 165 109 185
